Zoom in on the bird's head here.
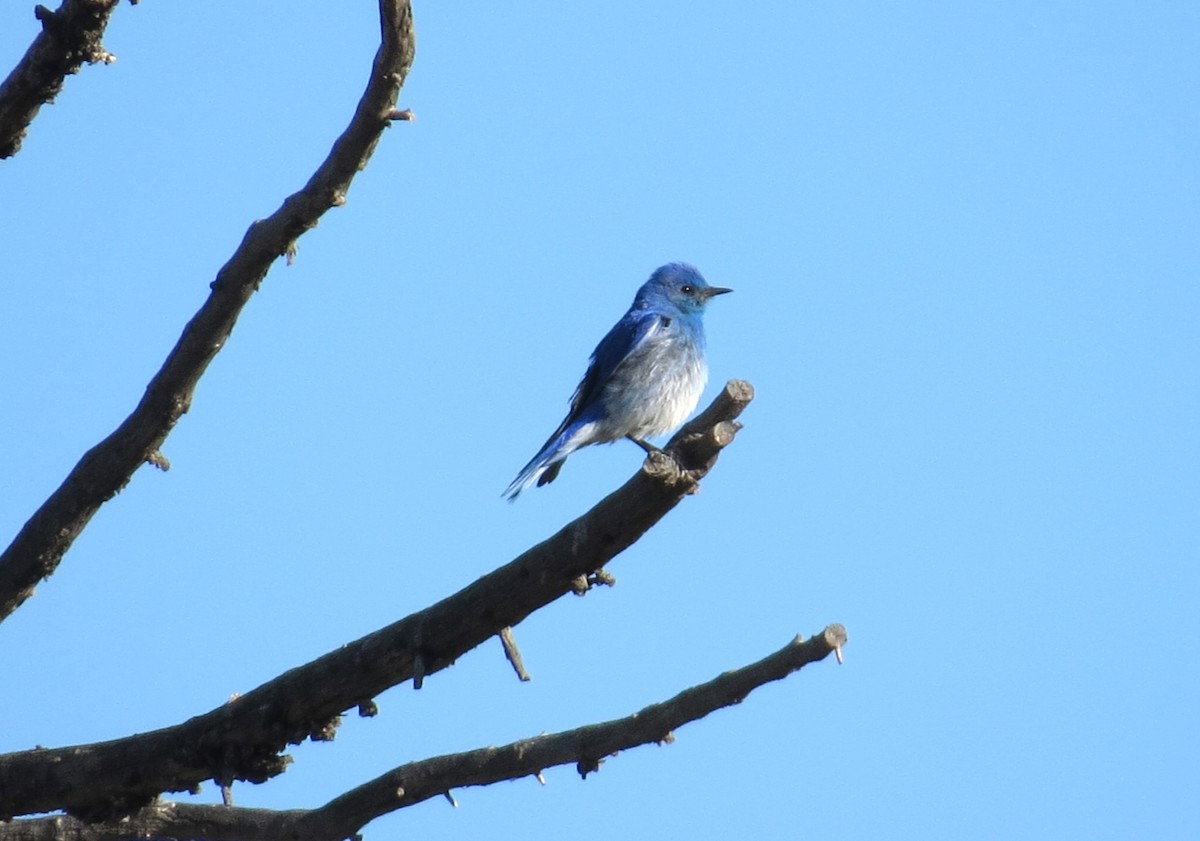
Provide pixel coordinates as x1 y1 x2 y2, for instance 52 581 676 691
637 262 733 315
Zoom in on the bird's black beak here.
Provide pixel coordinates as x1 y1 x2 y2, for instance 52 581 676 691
702 286 733 298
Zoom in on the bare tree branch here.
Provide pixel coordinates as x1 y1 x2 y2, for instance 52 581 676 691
2 3 848 840
0 0 122 159
0 0 416 623
0 380 753 821
0 626 846 841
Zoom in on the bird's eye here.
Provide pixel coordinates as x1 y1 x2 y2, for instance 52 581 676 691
680 284 694 294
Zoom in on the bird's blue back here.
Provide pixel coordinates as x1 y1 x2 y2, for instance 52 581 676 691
567 263 714 424
504 263 730 500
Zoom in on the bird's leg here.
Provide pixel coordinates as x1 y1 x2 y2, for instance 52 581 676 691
627 436 662 455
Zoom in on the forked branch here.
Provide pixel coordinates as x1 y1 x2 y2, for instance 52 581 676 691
0 0 416 623
0 380 753 820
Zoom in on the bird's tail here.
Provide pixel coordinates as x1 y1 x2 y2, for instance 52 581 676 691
503 421 589 501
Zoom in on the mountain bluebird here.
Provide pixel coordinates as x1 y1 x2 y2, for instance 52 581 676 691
504 262 731 500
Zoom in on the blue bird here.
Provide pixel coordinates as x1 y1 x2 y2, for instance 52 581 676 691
504 263 731 500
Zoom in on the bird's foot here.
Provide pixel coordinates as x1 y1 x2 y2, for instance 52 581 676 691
627 436 662 455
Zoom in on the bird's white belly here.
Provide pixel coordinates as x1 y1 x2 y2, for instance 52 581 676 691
600 337 708 441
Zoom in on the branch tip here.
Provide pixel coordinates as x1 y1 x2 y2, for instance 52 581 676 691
724 378 755 403
821 623 848 663
442 790 458 808
145 450 171 471
823 623 849 650
712 419 741 447
34 5 58 26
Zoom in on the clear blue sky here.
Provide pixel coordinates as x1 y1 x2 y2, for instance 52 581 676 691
2 2 1197 839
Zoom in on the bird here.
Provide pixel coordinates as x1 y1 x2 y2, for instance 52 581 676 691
504 262 731 501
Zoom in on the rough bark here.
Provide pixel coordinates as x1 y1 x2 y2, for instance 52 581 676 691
0 380 754 820
0 0 417 623
0 8 848 841
0 0 121 159
0 626 847 841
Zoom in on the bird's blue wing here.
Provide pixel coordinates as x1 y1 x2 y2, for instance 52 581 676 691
566 308 664 423
502 309 664 500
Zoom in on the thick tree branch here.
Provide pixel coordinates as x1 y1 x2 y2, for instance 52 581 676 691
0 0 416 623
0 626 846 841
0 0 121 159
0 380 753 820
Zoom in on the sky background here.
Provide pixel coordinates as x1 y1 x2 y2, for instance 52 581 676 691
2 2 1197 839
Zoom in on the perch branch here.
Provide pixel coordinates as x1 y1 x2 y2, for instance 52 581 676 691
0 0 416 623
0 0 121 159
0 380 753 820
0 626 845 841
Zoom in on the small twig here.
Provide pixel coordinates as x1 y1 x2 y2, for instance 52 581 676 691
498 626 531 682
570 568 616 595
146 451 170 471
589 569 616 588
412 651 425 690
576 757 602 779
411 620 426 689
